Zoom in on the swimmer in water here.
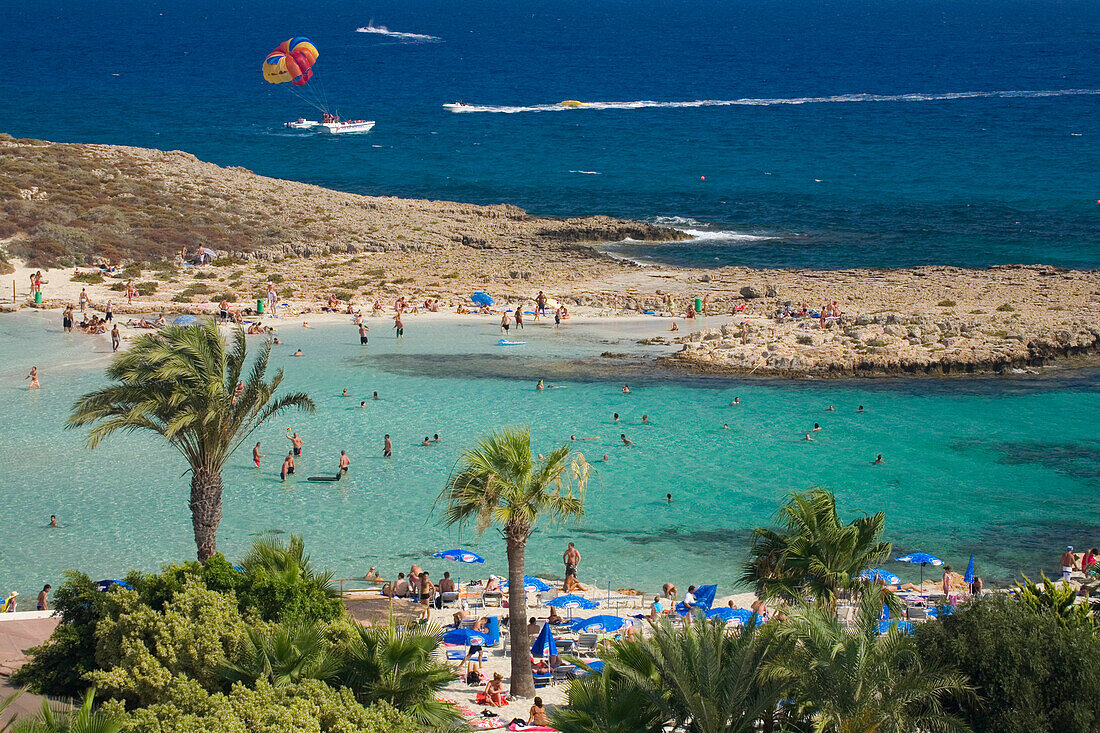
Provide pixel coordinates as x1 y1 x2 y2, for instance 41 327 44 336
571 435 599 441
340 450 350 472
422 437 431 446
642 414 649 424
373 392 380 400
360 401 366 408
537 379 544 390
723 424 729 430
433 434 440 443
293 348 303 357
253 442 265 467
622 384 630 394
613 413 619 422
26 366 40 389
873 454 884 464
827 405 835 412
813 423 821 431
730 397 739 406
804 433 814 442
342 388 348 397
602 454 609 462
50 515 58 528
666 493 672 503
384 434 392 458
621 434 633 446
858 405 864 413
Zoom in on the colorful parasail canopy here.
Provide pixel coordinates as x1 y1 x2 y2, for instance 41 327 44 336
263 37 318 86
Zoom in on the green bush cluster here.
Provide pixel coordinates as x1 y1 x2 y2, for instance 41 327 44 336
72 271 105 284
12 538 443 733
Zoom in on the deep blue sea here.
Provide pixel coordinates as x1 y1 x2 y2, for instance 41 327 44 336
3 0 1099 269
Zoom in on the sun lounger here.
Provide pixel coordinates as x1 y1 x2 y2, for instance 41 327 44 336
533 672 551 688
552 664 577 684
483 590 503 607
440 591 460 608
575 633 599 655
907 606 928 622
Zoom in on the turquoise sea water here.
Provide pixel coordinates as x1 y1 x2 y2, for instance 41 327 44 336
2 311 1099 600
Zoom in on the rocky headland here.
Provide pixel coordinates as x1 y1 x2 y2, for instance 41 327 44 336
4 135 1100 378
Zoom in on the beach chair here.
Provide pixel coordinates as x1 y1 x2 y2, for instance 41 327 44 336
907 606 928 622
483 590 503 607
575 633 599 655
460 619 476 629
552 664 577 685
440 591 460 609
533 672 552 688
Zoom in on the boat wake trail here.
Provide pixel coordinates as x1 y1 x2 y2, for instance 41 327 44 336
356 23 441 42
444 88 1100 113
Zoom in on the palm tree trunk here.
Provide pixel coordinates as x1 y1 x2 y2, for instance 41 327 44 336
190 467 223 561
506 531 534 698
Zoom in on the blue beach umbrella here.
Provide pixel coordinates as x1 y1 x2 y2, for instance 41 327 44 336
95 579 131 592
531 622 558 658
471 292 494 307
173 315 197 326
546 594 599 610
443 628 488 646
860 568 901 585
964 554 975 584
706 607 763 626
430 549 485 564
572 615 635 633
501 575 551 592
896 552 943 587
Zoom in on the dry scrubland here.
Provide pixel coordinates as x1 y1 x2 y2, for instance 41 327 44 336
4 134 1100 376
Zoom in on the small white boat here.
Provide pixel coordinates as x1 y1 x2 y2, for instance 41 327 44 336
319 120 375 134
443 102 472 112
316 113 374 134
285 118 319 129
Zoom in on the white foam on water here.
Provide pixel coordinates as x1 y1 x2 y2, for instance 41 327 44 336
653 215 702 227
681 228 775 242
569 170 602 175
356 23 441 41
443 88 1100 114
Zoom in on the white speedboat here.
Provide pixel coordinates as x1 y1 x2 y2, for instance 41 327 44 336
319 119 375 134
443 102 472 112
285 118 319 129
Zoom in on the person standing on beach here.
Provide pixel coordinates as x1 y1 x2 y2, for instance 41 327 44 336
536 291 547 319
126 280 135 304
384 434 392 458
253 442 265 467
393 312 404 339
515 308 524 329
563 542 580 583
79 288 89 313
37 584 50 611
266 283 277 312
941 566 953 596
287 429 303 456
1061 546 1077 582
111 324 120 352
62 306 73 333
105 299 113 322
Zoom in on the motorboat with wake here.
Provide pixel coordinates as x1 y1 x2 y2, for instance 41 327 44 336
285 118 319 129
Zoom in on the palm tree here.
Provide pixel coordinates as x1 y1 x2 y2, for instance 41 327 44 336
10 688 120 733
766 588 973 733
67 322 314 560
742 488 892 613
241 533 336 589
219 621 339 688
437 426 589 698
551 658 665 733
335 618 459 728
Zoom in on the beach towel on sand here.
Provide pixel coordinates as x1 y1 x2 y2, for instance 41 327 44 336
507 723 557 732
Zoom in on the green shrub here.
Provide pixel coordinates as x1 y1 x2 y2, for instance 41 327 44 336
109 282 127 292
193 271 215 280
937 299 956 307
212 257 242 267
332 291 352 302
213 292 238 303
442 272 459 279
135 281 158 296
180 283 212 296
997 303 1015 312
865 338 887 348
916 593 1100 732
122 264 143 279
796 335 813 345
172 292 192 303
73 271 105 284
105 681 427 733
267 273 284 284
